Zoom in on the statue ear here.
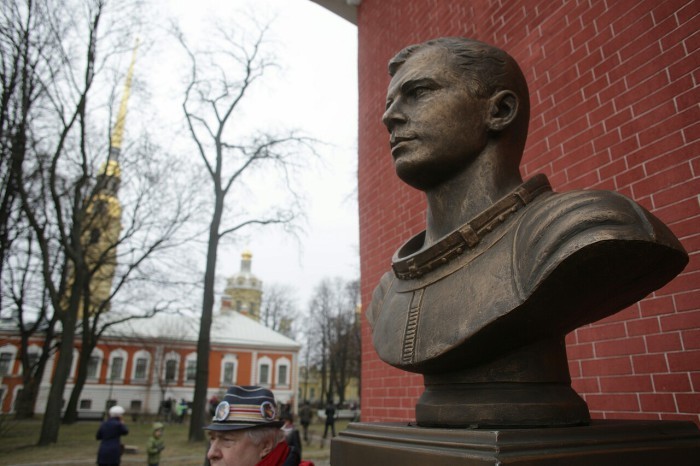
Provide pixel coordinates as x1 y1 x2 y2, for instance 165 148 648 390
486 90 518 132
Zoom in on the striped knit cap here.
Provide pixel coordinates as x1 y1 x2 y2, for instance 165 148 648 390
204 385 283 431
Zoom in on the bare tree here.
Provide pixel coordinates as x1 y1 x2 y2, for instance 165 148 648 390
307 277 361 405
261 283 298 338
1 0 197 444
175 19 313 442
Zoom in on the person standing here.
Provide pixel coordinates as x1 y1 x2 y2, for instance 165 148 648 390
298 401 312 444
96 405 129 466
146 422 165 466
322 401 336 441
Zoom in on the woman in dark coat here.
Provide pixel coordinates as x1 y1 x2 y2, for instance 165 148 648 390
96 405 129 466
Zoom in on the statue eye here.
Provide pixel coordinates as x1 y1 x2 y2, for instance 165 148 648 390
409 86 431 99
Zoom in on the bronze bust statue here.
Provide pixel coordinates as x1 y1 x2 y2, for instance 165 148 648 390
367 37 688 428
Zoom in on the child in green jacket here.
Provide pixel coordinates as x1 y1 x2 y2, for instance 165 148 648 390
146 422 165 466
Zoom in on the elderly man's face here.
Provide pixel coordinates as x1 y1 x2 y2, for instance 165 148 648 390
207 430 268 466
382 46 489 190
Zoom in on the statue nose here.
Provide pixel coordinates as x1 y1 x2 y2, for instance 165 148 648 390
382 100 407 132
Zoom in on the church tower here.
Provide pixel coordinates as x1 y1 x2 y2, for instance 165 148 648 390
220 251 263 319
78 41 138 316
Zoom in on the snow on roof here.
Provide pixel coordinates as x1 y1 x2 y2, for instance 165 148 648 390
105 311 300 350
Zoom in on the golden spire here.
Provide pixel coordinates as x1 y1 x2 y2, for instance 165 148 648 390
109 38 139 151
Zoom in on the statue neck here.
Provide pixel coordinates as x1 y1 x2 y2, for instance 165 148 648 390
424 153 523 247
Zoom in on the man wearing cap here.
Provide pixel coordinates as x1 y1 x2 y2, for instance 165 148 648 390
205 385 301 466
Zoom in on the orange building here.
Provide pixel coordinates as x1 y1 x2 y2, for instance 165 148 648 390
0 311 300 417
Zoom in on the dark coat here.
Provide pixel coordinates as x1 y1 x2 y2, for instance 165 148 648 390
96 417 128 465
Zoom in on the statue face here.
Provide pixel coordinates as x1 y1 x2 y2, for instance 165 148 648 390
382 47 489 190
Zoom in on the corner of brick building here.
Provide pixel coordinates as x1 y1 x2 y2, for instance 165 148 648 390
357 0 700 425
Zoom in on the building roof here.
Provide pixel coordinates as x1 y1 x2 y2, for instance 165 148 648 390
310 0 359 24
103 311 301 351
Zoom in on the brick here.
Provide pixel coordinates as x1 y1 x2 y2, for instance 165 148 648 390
639 393 677 412
676 393 700 413
632 354 669 374
567 342 594 360
582 356 633 376
577 322 627 343
667 350 700 372
653 373 692 392
646 332 683 353
681 328 700 350
599 375 654 393
571 377 600 394
660 310 700 332
626 317 661 336
587 393 640 411
595 337 646 357
675 290 700 312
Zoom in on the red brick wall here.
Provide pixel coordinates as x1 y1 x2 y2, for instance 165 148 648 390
358 0 700 424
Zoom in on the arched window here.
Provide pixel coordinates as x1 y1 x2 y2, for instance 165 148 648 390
0 344 18 376
87 348 104 380
257 356 272 386
107 349 128 381
220 354 238 386
131 350 151 381
23 345 41 377
185 352 197 383
275 357 291 387
163 352 180 384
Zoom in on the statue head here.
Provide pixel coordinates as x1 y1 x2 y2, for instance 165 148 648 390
383 37 529 191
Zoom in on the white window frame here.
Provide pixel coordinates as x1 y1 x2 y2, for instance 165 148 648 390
0 344 18 376
131 350 150 381
163 351 180 384
86 348 104 380
107 349 128 382
275 357 291 387
220 354 238 386
184 352 197 383
257 356 272 387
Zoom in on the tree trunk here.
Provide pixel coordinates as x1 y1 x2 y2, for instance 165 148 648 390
189 195 223 442
37 320 76 444
63 337 94 424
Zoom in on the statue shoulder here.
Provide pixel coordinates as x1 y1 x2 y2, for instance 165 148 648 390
513 189 686 295
366 272 395 328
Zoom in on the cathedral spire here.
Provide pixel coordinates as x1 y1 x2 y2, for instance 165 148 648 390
109 38 139 157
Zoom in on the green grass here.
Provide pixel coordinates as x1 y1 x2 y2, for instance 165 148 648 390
0 415 344 465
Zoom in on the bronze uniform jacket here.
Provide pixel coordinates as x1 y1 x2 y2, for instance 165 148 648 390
367 177 687 374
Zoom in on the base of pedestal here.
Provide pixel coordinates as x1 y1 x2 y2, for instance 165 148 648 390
331 420 700 465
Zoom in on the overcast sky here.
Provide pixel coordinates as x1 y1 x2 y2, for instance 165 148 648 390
144 0 359 311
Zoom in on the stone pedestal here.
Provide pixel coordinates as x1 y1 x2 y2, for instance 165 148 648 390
331 420 700 465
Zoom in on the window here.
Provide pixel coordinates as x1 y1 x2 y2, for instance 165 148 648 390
134 358 148 380
184 353 197 382
80 399 92 410
185 360 196 381
108 349 127 381
277 365 288 386
309 387 315 400
275 358 291 387
259 364 270 385
165 360 177 382
86 348 103 379
131 350 150 381
223 362 235 384
220 355 237 385
163 352 179 383
0 352 13 376
257 357 272 386
110 357 124 380
130 400 142 411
